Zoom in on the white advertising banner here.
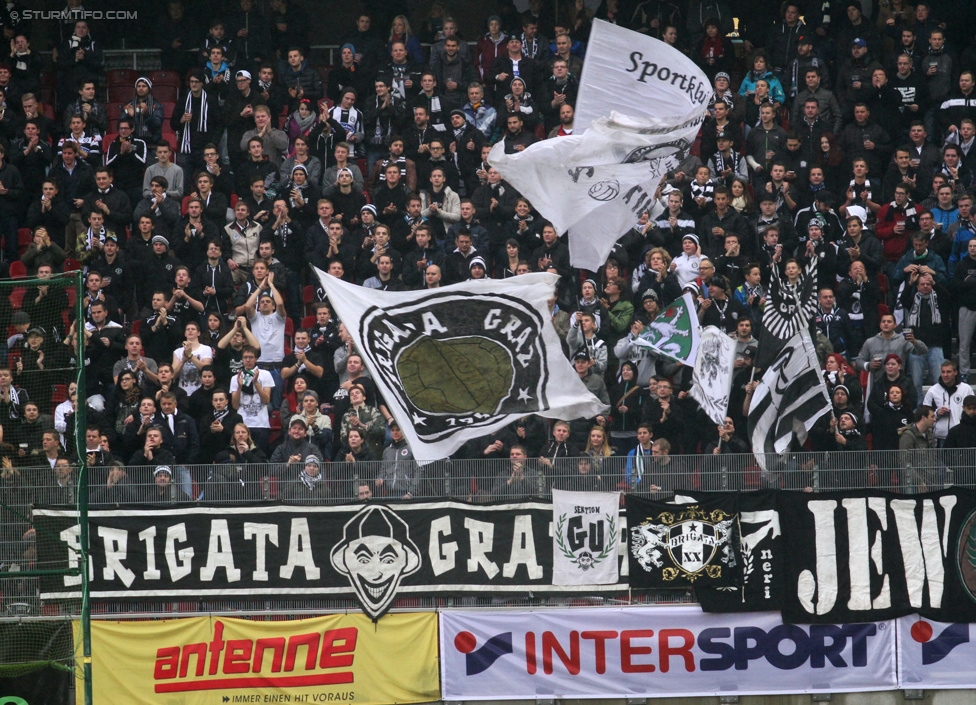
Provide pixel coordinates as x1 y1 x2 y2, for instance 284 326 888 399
440 606 897 700
897 616 974 689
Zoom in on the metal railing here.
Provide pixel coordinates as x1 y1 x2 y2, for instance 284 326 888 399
3 449 969 618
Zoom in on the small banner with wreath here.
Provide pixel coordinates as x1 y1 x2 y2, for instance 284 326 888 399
552 489 621 585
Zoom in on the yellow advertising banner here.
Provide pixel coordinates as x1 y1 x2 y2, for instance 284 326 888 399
75 612 439 705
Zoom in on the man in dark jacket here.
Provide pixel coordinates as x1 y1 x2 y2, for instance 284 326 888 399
952 239 976 377
278 47 323 112
0 143 24 262
157 390 199 466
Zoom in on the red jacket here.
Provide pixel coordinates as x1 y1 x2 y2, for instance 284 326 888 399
475 33 507 81
874 201 919 262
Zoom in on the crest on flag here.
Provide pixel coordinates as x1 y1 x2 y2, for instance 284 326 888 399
360 292 547 440
633 291 701 365
552 489 620 585
628 495 740 587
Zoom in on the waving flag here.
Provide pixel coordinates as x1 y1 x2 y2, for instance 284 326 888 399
633 291 701 365
314 270 604 462
488 21 710 271
691 325 737 425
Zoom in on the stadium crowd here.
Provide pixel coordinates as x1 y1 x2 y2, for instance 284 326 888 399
0 0 976 510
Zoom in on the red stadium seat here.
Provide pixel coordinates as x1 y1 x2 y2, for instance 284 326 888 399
9 286 25 309
17 227 32 249
51 384 68 404
63 258 82 272
105 68 138 86
8 260 26 279
107 85 132 104
148 70 181 87
153 84 180 103
301 315 316 329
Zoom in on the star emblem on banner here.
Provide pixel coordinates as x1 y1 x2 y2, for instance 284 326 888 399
411 412 427 426
517 388 532 402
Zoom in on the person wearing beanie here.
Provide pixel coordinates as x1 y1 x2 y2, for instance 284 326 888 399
475 15 508 84
328 43 370 105
280 453 332 504
698 274 747 333
669 233 705 289
123 77 165 146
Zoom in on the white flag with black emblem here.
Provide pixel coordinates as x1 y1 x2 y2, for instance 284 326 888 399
488 21 710 271
691 325 737 425
552 489 621 585
314 269 605 462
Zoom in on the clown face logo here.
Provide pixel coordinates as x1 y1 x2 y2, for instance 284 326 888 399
330 505 421 619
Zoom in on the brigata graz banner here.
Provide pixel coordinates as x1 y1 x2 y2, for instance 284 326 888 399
440 606 897 699
34 501 628 619
35 488 976 624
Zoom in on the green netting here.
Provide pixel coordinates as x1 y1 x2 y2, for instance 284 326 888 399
0 271 88 703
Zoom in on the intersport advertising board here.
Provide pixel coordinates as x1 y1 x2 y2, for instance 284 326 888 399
897 616 976 689
440 607 897 699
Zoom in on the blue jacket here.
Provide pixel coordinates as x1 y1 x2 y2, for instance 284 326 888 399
738 70 786 106
947 219 976 270
892 247 948 286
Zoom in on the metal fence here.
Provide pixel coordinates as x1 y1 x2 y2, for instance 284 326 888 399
3 449 970 618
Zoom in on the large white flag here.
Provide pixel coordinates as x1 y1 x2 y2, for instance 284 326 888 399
574 20 713 132
489 21 710 271
690 325 737 425
551 489 621 585
313 270 605 462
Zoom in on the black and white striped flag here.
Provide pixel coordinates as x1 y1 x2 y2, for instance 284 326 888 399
748 328 831 468
749 255 831 469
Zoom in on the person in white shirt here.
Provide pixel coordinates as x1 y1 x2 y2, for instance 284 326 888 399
229 346 274 454
245 268 286 407
172 320 214 396
922 360 975 446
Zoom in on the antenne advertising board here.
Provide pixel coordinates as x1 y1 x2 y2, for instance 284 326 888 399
77 613 439 705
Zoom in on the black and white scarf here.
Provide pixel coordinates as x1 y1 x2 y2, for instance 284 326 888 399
689 180 715 202
712 149 741 176
85 225 106 250
180 90 209 153
299 467 323 491
907 289 941 326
